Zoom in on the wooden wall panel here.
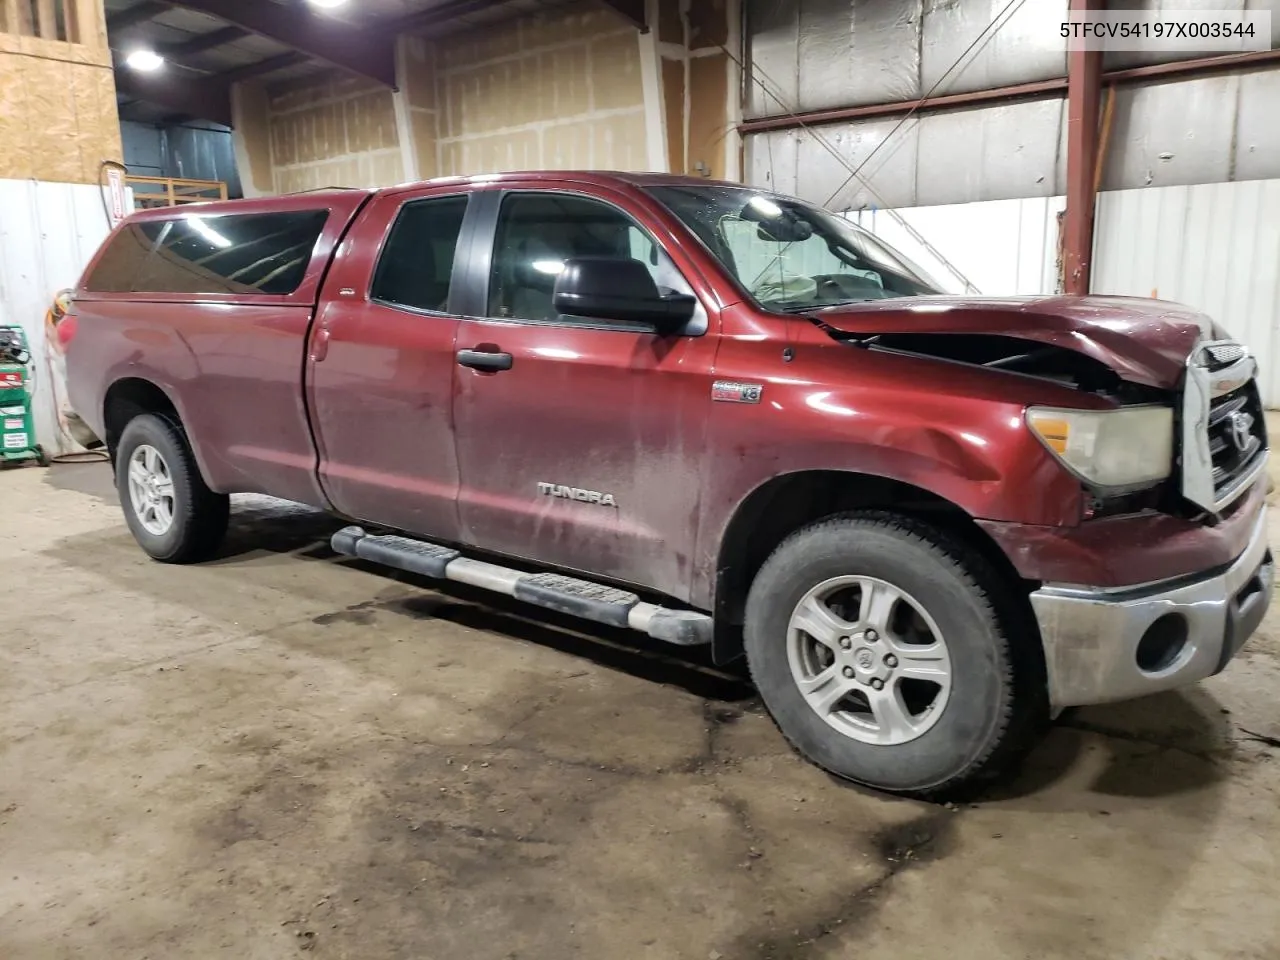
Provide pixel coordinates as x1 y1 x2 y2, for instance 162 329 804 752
688 52 730 180
0 0 121 184
662 57 686 175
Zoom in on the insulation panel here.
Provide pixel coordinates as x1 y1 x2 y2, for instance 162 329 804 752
262 74 405 193
432 4 648 177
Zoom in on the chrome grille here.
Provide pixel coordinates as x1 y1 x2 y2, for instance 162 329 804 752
1207 385 1265 495
1204 342 1245 369
1181 339 1267 513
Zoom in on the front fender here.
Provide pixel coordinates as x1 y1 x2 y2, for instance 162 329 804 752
689 326 1092 609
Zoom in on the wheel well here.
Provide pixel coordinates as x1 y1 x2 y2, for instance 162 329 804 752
712 471 1033 661
103 378 178 462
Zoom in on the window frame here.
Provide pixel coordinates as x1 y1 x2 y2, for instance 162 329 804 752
462 188 707 337
368 192 473 319
76 191 371 307
130 209 331 298
645 183 944 314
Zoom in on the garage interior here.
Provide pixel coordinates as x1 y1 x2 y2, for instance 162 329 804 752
3 1 1280 958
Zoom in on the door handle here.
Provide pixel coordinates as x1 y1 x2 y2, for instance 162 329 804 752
456 349 513 372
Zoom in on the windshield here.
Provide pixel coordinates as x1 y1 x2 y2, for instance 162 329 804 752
647 184 942 311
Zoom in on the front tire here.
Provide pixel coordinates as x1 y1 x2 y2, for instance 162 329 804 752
116 413 229 563
744 512 1044 796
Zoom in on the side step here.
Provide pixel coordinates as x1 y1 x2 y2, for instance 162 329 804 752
330 526 713 647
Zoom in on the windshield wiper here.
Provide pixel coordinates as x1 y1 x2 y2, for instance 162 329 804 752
777 297 886 314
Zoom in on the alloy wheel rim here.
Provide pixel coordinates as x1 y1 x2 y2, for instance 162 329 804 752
786 575 952 746
127 444 176 536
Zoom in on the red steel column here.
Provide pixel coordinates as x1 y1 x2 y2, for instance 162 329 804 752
1063 0 1104 295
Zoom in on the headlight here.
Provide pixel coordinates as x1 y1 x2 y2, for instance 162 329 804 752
1026 405 1173 489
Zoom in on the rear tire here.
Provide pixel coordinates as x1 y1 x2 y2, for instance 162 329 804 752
116 413 229 563
744 512 1044 797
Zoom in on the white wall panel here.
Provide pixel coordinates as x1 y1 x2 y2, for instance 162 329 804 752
1093 179 1280 406
0 179 118 455
849 196 1064 296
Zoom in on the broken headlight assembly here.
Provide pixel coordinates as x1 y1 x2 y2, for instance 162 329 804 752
1026 405 1174 491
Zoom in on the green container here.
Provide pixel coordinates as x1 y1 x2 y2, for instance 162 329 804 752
0 326 46 466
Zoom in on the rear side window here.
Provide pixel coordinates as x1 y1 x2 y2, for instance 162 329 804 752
371 195 469 313
85 210 329 296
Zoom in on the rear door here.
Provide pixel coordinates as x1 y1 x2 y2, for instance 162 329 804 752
449 185 720 600
307 186 473 538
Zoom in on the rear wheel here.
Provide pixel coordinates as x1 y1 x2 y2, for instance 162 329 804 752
744 512 1044 796
116 414 229 563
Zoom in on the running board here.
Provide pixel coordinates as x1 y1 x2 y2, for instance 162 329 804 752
330 526 713 647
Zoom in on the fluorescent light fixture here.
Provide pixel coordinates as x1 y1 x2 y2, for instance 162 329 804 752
307 0 348 7
188 217 231 249
532 260 565 276
125 49 164 71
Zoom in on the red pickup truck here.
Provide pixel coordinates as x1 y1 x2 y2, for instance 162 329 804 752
67 171 1271 795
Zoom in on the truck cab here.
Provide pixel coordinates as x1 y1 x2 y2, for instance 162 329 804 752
66 171 1272 796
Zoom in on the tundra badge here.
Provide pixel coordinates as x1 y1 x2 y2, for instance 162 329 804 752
538 482 617 507
713 381 763 404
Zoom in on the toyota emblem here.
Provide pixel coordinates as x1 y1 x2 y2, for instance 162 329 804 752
1228 410 1253 453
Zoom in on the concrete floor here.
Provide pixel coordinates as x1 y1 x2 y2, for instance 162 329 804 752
2 462 1279 960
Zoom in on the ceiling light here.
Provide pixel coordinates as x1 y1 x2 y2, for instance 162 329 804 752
306 0 348 7
125 49 164 71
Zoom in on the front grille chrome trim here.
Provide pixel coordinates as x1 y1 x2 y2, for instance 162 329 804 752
1182 340 1266 514
1213 449 1268 514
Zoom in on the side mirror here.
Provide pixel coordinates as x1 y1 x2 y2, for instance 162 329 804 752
553 257 696 332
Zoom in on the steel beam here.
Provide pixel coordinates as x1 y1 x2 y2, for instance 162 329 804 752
1104 47 1280 83
739 78 1069 134
166 0 396 87
392 0 495 33
115 51 304 123
215 52 307 85
595 0 646 30
114 68 233 127
738 50 1280 135
1062 0 1103 296
106 1 170 32
166 25 247 57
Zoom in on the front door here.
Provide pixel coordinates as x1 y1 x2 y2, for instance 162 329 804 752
308 189 471 538
451 188 718 600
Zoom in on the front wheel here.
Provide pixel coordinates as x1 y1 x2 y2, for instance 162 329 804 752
116 413 229 563
744 512 1044 796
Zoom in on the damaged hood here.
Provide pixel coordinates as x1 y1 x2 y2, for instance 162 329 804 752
809 295 1226 389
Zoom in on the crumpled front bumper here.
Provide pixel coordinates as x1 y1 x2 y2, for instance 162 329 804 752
1030 508 1272 709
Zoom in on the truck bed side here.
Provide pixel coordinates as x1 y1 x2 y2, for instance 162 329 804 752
68 190 372 507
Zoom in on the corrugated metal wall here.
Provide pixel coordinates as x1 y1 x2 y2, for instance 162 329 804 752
1093 179 1280 406
749 98 1068 208
743 0 1280 208
0 179 117 454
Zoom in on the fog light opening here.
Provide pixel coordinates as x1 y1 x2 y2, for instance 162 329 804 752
1135 614 1189 674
